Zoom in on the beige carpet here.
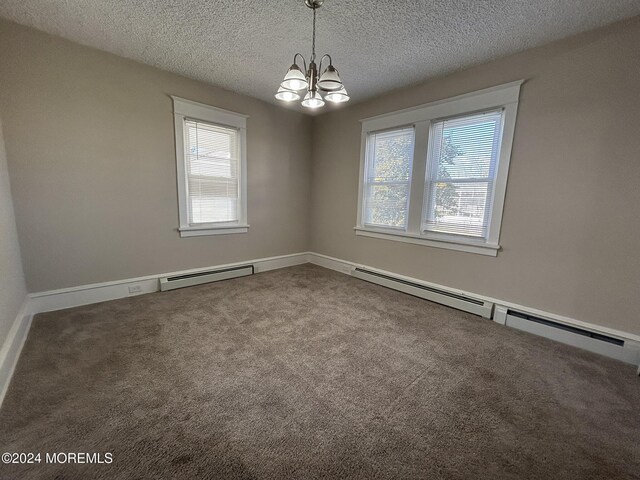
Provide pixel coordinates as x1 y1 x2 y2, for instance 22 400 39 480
1 264 639 479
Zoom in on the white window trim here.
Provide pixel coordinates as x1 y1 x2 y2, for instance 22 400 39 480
356 80 523 256
172 96 249 237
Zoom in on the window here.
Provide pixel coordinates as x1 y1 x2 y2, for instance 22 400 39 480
185 120 239 224
423 110 503 238
172 97 248 237
363 127 415 229
356 81 522 256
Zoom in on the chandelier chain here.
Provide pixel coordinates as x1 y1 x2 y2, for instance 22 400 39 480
311 6 317 62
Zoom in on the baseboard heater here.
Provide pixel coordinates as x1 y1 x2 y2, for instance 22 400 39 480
159 265 254 292
351 267 494 318
501 309 636 363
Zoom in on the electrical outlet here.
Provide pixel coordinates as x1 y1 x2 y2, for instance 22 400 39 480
128 285 143 295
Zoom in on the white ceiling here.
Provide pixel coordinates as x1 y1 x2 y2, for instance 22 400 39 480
1 0 639 113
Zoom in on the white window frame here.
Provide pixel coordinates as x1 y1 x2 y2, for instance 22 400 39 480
355 81 523 256
172 96 249 237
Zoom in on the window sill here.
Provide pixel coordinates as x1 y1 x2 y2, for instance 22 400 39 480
354 227 499 256
179 224 249 237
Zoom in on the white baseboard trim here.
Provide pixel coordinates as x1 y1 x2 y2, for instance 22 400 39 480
307 252 640 366
29 252 310 314
308 252 354 275
0 299 33 409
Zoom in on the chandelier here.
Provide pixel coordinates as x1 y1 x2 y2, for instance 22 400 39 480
275 0 349 109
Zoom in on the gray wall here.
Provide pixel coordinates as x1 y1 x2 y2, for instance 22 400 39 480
310 17 640 336
0 114 27 345
1 16 639 337
0 19 312 292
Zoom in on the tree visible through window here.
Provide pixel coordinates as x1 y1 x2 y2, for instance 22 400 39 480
363 127 415 229
434 136 464 220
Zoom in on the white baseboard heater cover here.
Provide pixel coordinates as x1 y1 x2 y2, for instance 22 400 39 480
502 309 639 365
159 265 254 292
351 267 494 318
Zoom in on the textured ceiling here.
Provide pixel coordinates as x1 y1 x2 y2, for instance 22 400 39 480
1 0 639 113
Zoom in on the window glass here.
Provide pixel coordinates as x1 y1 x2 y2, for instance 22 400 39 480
363 127 415 229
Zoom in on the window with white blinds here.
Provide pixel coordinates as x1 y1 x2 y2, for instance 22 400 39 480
185 120 239 224
172 96 248 237
423 110 504 239
363 127 415 229
356 81 522 255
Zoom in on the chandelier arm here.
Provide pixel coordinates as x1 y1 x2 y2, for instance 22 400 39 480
293 53 307 73
318 54 332 74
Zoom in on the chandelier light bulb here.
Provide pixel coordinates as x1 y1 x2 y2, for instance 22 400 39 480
325 87 350 103
281 65 308 91
275 87 301 102
301 91 325 109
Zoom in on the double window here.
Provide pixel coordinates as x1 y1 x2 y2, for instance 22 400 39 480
357 81 522 255
172 97 248 237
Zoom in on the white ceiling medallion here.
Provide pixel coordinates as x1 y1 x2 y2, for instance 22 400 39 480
275 0 349 109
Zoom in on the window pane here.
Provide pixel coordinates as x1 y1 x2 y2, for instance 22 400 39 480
190 197 238 224
363 127 415 229
185 120 239 224
427 181 493 237
423 110 503 238
365 183 411 228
